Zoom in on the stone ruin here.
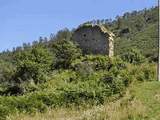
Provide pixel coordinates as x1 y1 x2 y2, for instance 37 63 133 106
72 24 114 57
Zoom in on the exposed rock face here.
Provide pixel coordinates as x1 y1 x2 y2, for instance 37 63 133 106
72 24 114 57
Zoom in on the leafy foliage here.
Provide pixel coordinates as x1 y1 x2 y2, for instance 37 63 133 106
13 46 53 84
0 56 157 119
52 40 82 69
0 60 15 84
121 48 146 64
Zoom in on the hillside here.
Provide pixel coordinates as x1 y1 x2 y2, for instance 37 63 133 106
0 6 159 120
85 6 159 61
9 81 160 120
0 7 158 62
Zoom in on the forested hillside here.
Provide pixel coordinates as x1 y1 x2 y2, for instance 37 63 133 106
0 6 158 62
0 6 159 120
84 6 158 61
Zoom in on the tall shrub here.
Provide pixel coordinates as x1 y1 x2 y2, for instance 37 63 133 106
52 40 82 69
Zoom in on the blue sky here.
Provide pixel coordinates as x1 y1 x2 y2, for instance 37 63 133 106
0 0 158 52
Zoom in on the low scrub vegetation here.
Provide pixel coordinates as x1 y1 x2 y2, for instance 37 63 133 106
8 81 160 120
0 51 157 119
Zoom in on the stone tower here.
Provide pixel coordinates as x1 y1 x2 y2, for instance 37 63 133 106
72 24 114 57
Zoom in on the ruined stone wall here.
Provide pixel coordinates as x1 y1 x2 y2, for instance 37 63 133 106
108 35 114 57
72 25 114 56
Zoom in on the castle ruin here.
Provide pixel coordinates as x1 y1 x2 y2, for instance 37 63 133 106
72 24 114 57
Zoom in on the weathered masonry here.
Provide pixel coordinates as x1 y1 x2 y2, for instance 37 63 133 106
72 24 114 57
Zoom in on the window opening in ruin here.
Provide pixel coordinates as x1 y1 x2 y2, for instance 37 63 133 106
83 34 86 37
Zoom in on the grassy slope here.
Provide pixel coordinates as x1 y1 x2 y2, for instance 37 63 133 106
130 81 160 120
9 81 160 120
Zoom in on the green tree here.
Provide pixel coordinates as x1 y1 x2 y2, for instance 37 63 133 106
14 46 53 84
55 28 72 41
52 40 82 69
0 60 15 84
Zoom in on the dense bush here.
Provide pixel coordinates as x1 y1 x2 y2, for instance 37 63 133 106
100 72 130 95
13 46 53 84
127 63 157 82
121 48 146 64
51 40 82 69
71 55 126 71
0 60 15 84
